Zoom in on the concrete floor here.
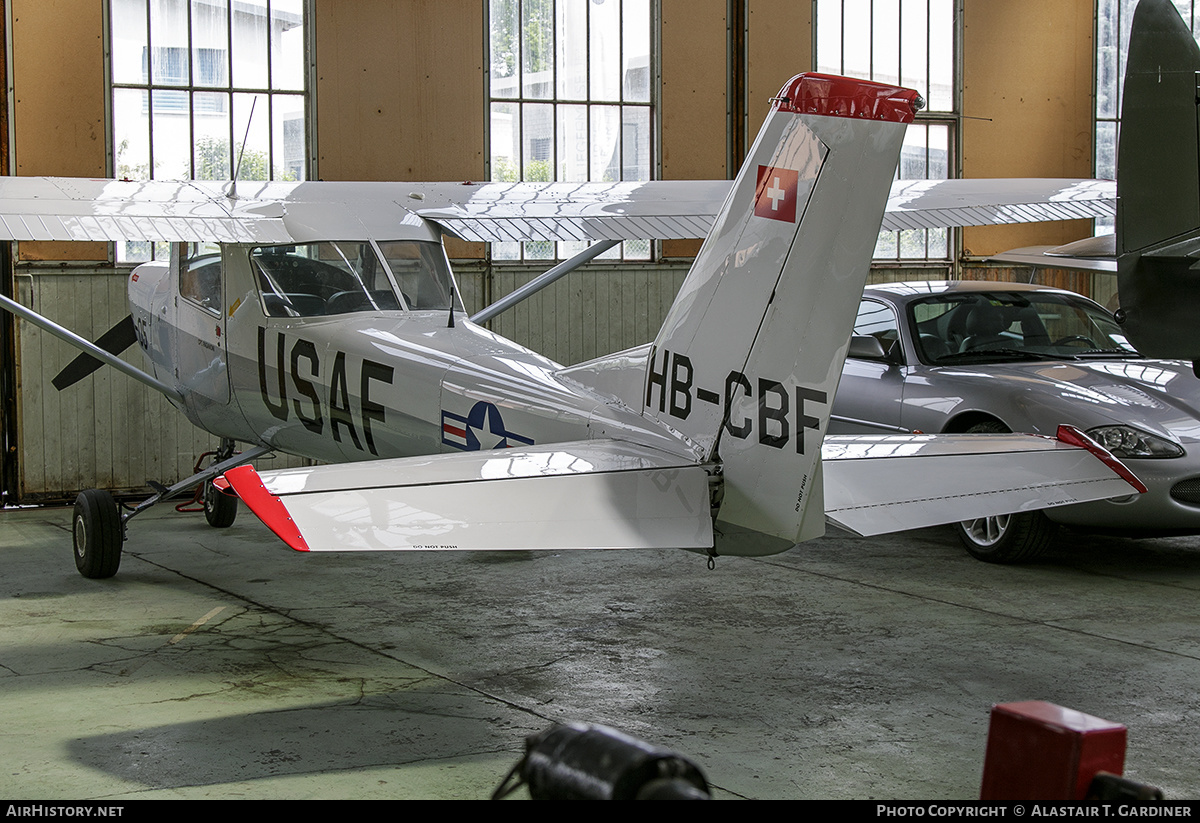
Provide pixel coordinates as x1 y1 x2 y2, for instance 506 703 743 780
1 503 1199 800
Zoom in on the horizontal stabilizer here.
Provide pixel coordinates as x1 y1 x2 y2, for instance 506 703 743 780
822 427 1144 537
222 439 713 552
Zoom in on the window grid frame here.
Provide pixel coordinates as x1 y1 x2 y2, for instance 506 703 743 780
107 0 311 261
812 0 962 265
486 0 658 263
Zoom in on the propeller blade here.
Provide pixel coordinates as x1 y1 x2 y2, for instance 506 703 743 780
52 314 138 390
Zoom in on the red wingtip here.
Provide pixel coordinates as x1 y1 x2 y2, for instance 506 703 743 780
1055 424 1149 495
221 465 311 551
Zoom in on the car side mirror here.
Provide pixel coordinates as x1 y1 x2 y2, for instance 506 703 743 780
848 334 888 360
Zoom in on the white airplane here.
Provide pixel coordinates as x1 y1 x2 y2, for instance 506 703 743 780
0 72 1138 579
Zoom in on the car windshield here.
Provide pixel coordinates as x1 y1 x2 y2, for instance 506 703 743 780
907 291 1141 364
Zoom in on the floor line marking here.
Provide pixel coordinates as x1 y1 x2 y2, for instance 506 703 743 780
169 606 227 645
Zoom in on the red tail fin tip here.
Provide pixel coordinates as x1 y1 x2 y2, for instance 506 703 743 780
772 73 923 123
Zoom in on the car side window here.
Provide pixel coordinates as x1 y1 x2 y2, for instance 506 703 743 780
852 298 900 359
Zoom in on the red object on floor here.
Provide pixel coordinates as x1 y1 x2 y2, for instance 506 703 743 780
979 701 1126 800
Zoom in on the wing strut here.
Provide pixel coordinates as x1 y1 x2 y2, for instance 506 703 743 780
122 444 274 530
470 239 620 324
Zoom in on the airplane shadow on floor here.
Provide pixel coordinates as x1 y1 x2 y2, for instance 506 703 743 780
66 689 534 792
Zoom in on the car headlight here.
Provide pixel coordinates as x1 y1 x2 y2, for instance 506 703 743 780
1086 425 1185 458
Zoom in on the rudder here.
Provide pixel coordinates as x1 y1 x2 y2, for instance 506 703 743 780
641 73 921 555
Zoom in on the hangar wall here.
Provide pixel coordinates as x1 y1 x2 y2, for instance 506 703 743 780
960 0 1097 257
9 0 106 263
2 0 1103 499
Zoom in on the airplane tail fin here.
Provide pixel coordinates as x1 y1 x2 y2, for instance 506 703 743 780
640 73 920 554
1115 0 1200 359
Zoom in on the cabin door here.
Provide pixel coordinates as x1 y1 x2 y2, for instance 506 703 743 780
169 243 232 419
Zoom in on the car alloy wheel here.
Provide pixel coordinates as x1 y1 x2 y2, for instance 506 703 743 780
960 514 1010 547
954 420 1058 563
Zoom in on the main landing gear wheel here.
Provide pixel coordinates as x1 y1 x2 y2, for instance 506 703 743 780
73 488 123 579
203 479 238 528
954 420 1058 564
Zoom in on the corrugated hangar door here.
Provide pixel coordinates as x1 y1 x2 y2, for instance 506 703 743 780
12 269 305 503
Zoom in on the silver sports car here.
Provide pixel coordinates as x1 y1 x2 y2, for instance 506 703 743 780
831 280 1200 562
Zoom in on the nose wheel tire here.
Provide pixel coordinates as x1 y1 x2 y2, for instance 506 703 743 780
73 489 123 579
203 480 238 528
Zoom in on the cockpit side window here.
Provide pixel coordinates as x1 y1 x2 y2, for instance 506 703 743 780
178 242 223 314
250 242 401 317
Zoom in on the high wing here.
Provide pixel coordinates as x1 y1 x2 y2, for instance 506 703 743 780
0 175 1114 245
879 178 1114 233
0 177 730 244
422 178 1116 241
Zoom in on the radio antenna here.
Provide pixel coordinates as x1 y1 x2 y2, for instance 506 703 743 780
228 96 259 201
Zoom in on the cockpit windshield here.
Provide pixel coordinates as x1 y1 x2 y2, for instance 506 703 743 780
377 241 459 310
251 240 459 317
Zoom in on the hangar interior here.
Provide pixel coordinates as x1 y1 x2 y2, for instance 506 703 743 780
0 0 1108 501
7 0 1200 803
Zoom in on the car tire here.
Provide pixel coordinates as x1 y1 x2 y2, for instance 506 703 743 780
953 420 1058 563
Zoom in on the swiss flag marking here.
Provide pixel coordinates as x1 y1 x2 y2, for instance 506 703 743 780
754 165 799 223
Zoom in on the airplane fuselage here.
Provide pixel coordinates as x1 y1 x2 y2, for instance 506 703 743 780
127 240 693 469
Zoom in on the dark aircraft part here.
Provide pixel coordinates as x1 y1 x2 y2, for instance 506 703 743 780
1084 772 1164 803
497 722 710 800
1117 252 1200 360
52 314 138 391
1115 0 1200 359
